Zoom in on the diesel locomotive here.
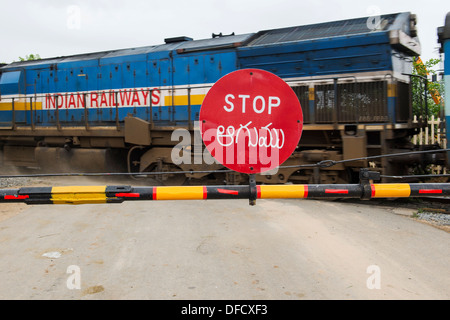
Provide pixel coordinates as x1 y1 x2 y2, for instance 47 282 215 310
0 12 446 185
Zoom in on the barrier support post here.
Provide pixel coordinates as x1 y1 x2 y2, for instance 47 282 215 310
359 168 381 200
249 174 257 206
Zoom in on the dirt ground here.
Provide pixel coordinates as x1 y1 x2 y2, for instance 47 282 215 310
0 177 449 300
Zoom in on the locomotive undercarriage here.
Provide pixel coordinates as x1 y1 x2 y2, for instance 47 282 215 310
1 123 443 185
134 125 445 185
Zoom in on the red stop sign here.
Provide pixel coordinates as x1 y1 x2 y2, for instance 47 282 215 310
200 69 303 174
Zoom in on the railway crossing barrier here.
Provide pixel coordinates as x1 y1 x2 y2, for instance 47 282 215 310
1 169 449 206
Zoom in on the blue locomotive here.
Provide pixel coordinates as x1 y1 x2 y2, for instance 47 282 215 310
0 12 445 184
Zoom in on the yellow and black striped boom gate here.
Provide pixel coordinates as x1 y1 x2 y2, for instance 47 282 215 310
1 182 449 205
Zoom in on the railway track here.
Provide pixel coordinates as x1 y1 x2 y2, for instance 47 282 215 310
337 196 450 233
340 196 450 212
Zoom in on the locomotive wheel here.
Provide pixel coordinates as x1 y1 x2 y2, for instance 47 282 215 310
142 163 187 186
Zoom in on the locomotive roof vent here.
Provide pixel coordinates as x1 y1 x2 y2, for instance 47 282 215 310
164 36 193 44
212 32 235 38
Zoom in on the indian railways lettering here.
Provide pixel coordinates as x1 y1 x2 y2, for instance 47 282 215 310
43 88 161 109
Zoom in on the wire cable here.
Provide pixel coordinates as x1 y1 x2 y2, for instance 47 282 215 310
279 148 450 169
381 174 450 179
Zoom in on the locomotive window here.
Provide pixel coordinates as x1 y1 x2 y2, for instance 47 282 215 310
0 71 21 84
396 82 410 122
0 71 23 95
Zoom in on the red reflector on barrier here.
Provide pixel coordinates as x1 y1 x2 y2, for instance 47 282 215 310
5 195 29 200
418 189 442 194
217 189 239 195
115 193 140 198
325 189 349 194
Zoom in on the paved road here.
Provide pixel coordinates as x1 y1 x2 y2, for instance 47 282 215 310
0 188 448 300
